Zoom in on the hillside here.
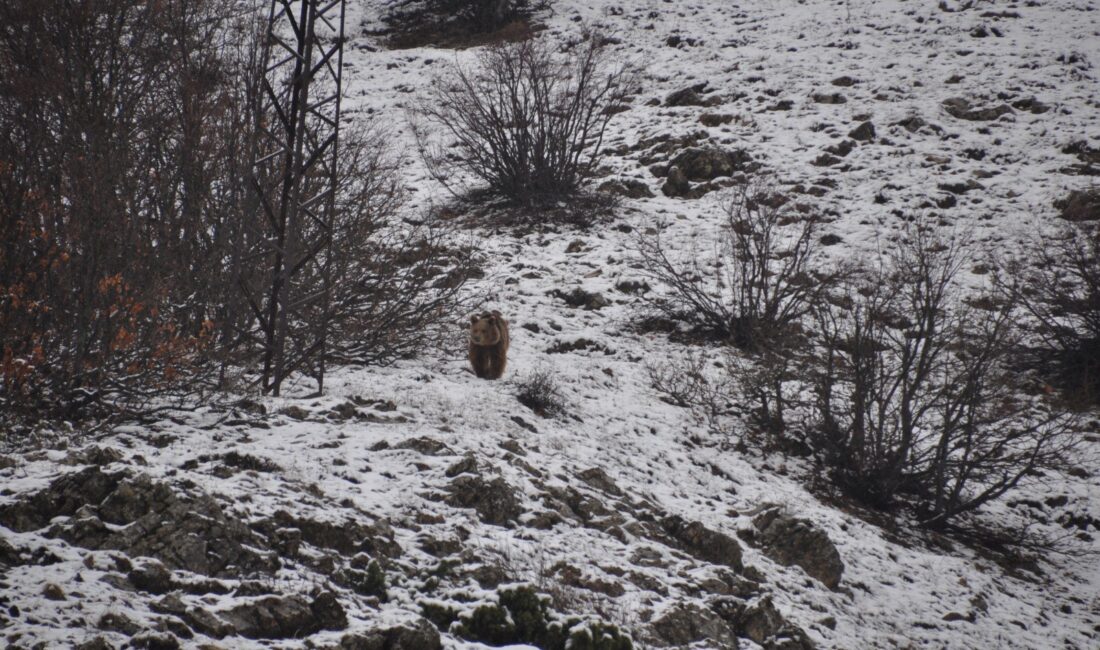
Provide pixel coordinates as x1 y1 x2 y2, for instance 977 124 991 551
2 1 1100 648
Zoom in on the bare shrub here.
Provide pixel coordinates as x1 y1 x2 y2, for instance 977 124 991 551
637 176 838 350
261 123 481 371
808 228 1080 529
516 366 566 417
414 32 633 207
997 222 1100 403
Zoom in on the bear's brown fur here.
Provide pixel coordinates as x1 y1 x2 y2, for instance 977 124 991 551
469 310 509 380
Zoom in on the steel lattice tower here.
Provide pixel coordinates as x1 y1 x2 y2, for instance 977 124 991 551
249 0 345 396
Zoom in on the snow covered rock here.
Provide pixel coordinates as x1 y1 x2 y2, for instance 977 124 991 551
647 602 739 649
748 507 843 589
445 474 524 526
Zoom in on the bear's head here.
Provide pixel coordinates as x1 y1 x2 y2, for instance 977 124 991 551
470 311 504 346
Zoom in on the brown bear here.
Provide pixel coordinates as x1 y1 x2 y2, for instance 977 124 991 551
469 310 509 380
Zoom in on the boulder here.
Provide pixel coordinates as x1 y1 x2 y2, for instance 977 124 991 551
339 617 443 650
0 467 280 577
736 596 816 650
598 178 655 199
661 166 692 197
648 602 739 649
446 475 523 527
1056 189 1100 222
750 507 843 589
220 592 346 639
661 515 743 571
668 147 754 181
848 121 875 142
942 97 1014 121
665 82 721 107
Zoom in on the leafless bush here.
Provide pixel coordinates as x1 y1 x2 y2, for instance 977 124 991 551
996 222 1100 403
637 176 839 350
414 32 633 207
516 366 566 417
808 228 1080 529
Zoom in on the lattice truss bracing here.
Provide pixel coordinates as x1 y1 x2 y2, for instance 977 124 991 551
247 0 345 396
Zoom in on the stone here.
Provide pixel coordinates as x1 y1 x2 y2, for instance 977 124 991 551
339 617 443 650
942 97 1014 121
75 637 115 650
848 121 875 142
1056 189 1100 222
648 602 739 648
668 147 754 181
661 515 743 571
598 178 655 199
446 475 523 527
751 507 844 589
130 632 181 650
812 92 847 104
42 583 65 600
661 166 692 197
129 559 173 594
220 593 345 639
0 468 280 577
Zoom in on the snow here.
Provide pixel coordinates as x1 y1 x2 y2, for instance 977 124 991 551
4 0 1100 648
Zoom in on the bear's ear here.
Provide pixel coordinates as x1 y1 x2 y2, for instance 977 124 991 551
470 315 479 324
490 310 502 318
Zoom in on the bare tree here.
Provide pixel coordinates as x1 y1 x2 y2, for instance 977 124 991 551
0 0 255 419
809 228 1080 528
413 32 633 205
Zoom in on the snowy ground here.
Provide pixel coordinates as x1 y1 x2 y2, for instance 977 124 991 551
3 1 1100 648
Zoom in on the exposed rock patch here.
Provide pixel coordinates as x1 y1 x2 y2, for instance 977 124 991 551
446 475 524 526
748 507 843 589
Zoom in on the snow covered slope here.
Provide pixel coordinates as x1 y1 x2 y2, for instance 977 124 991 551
2 1 1099 648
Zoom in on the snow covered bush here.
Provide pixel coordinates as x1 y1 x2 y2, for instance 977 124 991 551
414 33 632 206
808 228 1081 529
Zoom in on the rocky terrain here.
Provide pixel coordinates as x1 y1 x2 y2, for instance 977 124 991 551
3 1 1100 648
